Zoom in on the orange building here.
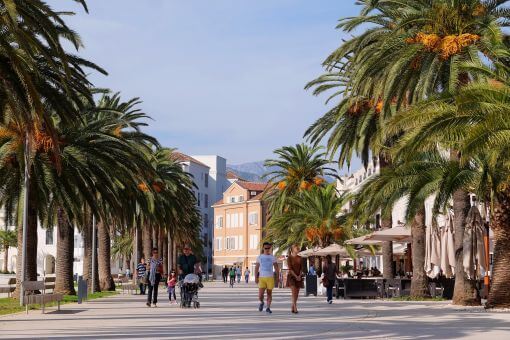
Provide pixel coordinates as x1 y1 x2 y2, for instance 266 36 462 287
212 180 269 279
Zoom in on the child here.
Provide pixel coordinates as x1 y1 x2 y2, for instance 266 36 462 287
167 272 177 304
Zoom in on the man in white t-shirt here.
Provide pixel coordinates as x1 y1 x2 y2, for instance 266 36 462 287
255 242 279 314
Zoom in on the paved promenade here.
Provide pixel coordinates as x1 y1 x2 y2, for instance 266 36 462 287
0 281 509 339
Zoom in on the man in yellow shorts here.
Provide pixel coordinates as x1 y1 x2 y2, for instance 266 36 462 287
255 242 279 314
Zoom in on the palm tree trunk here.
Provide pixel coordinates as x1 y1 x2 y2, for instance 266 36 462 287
3 245 8 273
135 225 142 264
152 225 157 248
55 207 76 295
157 227 163 254
487 186 510 308
97 219 115 291
452 186 480 305
172 240 177 271
82 212 100 292
162 231 168 276
168 232 173 273
449 150 479 305
142 223 152 260
14 179 38 297
410 205 429 297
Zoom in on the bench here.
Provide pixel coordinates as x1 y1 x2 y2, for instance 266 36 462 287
118 276 137 294
44 276 56 292
22 281 63 314
0 278 16 297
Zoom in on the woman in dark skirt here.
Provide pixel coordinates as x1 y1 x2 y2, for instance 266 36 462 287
287 244 304 314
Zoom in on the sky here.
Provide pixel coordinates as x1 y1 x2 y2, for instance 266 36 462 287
49 0 361 166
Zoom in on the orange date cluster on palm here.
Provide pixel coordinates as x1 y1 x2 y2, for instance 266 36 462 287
277 176 324 191
347 99 384 116
406 32 480 59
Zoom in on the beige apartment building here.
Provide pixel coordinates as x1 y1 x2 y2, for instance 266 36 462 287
212 180 268 279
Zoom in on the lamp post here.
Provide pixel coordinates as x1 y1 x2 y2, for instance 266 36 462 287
91 214 96 294
19 133 30 306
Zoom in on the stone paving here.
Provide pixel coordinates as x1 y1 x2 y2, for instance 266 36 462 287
0 281 509 339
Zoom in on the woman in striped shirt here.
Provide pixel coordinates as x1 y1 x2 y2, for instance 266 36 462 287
146 248 163 307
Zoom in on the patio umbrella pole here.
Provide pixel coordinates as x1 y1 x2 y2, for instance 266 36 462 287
483 221 490 295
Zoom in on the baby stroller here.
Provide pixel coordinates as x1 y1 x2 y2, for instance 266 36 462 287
180 273 201 308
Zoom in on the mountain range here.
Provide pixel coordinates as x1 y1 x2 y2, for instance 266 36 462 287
227 161 273 182
227 161 338 183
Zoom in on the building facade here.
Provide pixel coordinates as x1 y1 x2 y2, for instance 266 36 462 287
212 181 268 280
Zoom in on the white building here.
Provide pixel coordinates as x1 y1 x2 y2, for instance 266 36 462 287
174 153 229 273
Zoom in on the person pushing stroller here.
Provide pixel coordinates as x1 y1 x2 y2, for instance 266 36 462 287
178 244 203 308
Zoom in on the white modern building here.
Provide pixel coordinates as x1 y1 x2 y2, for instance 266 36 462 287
174 153 229 273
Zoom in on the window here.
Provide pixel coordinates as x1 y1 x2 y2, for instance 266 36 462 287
226 237 236 250
46 229 54 245
205 194 209 208
204 214 209 229
215 237 222 250
249 212 258 226
238 195 244 202
230 196 235 203
216 216 223 228
197 192 201 207
239 213 244 227
226 214 231 228
249 234 259 249
205 174 209 188
232 213 238 228
251 191 257 196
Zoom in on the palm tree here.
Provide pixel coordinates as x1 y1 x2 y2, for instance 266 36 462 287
352 152 454 297
263 144 338 213
389 80 510 307
305 0 509 303
265 185 352 251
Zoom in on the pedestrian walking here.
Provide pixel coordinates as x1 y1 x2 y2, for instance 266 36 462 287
236 266 242 284
222 265 229 283
244 267 250 283
177 244 198 280
229 267 236 287
146 248 163 307
136 258 147 295
322 255 338 304
255 242 279 314
287 244 304 314
167 271 177 304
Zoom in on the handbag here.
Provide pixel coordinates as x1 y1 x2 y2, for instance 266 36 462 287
322 276 330 288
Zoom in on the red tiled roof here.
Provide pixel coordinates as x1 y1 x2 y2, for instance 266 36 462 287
172 152 210 168
236 181 268 192
213 198 224 206
226 170 241 180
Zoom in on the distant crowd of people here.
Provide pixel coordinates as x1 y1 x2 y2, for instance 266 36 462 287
221 265 251 287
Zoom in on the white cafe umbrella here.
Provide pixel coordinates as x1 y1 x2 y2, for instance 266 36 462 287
313 243 350 257
424 221 442 279
440 212 456 278
344 235 382 245
463 206 486 279
297 247 321 258
367 226 411 243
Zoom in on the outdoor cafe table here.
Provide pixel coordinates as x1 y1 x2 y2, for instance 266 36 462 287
337 278 412 299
